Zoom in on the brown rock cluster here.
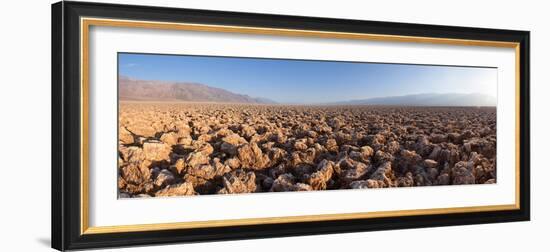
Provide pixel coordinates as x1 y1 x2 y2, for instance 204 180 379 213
118 102 496 198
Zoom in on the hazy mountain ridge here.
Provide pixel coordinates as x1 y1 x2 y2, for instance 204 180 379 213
331 93 496 106
119 76 276 104
120 76 495 106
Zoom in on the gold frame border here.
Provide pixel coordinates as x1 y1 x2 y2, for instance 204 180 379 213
80 17 521 235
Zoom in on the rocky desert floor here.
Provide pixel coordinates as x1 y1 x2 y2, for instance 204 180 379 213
118 102 497 198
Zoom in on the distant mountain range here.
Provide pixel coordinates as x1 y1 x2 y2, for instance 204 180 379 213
119 76 276 104
120 76 495 106
330 93 496 106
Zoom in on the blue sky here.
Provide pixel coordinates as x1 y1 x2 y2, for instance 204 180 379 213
119 53 496 104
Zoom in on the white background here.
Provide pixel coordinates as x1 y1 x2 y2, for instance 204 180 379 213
0 0 547 251
89 25 516 227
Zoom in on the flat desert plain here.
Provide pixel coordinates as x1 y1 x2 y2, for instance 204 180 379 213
118 102 496 198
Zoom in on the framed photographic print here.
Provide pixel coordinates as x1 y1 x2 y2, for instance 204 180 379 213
51 1 530 250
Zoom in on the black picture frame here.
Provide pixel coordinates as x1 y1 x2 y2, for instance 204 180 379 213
52 1 530 251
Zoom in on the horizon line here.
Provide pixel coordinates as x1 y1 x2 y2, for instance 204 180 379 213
118 100 497 108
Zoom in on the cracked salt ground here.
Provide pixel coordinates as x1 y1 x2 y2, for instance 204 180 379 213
118 103 496 198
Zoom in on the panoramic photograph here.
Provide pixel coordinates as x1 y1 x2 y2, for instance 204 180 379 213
117 53 497 198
